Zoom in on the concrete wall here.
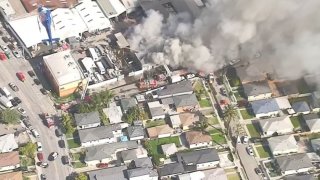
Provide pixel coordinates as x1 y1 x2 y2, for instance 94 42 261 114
81 137 116 147
189 142 211 149
196 161 219 170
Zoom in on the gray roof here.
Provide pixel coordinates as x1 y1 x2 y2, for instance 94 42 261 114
74 111 100 126
251 98 280 115
285 174 315 180
150 107 165 117
127 126 144 139
276 81 300 96
88 165 127 180
177 148 219 165
85 141 138 161
311 91 320 109
121 149 138 162
158 81 193 98
292 101 310 113
243 80 271 96
303 113 319 121
267 135 298 154
235 65 265 83
303 114 320 131
120 98 137 112
161 97 174 105
258 116 293 133
133 157 153 168
311 138 320 151
159 162 185 176
79 125 121 143
127 167 158 178
276 153 313 171
173 94 198 108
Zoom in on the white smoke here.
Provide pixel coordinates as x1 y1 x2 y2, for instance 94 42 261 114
128 0 320 78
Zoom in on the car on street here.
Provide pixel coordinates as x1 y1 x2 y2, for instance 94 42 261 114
37 152 44 162
22 119 32 129
246 146 254 156
62 156 69 165
17 107 26 114
55 128 63 137
243 136 249 144
1 45 10 53
40 174 47 180
37 142 43 151
220 87 227 96
38 162 48 168
58 139 65 148
8 82 19 91
40 88 48 95
254 167 262 175
216 77 223 85
31 129 40 138
13 51 21 58
50 152 59 160
13 97 21 104
27 70 35 77
10 99 18 107
34 79 41 85
16 72 26 82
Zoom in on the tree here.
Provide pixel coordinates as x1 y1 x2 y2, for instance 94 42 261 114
123 107 147 124
0 109 20 125
99 90 114 107
77 103 91 113
75 172 88 180
62 113 75 134
98 109 109 126
196 114 209 133
19 142 36 158
223 105 238 134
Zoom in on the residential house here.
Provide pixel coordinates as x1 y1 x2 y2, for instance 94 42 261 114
173 94 199 113
268 135 298 156
177 148 220 171
148 101 166 120
178 168 227 180
78 124 122 147
88 165 127 180
103 102 123 124
275 153 314 176
147 124 174 138
169 115 181 129
0 151 20 172
284 174 316 180
85 141 138 166
127 126 145 141
303 114 320 133
127 167 158 180
0 134 18 153
179 113 200 130
311 91 320 112
258 116 294 137
157 81 193 99
74 111 101 130
251 98 280 118
311 138 320 152
132 157 153 168
121 147 148 164
275 97 294 114
234 65 266 84
243 80 272 101
161 143 178 157
276 81 300 97
159 162 185 179
185 131 212 149
120 98 137 113
292 101 311 115
0 171 23 180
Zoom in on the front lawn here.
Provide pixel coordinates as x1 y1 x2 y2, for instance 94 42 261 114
145 119 166 128
240 109 255 120
208 116 219 125
246 124 260 137
72 161 87 168
20 156 35 167
67 138 81 149
211 134 227 144
144 136 181 165
227 173 241 180
199 99 212 108
290 116 302 129
255 145 271 158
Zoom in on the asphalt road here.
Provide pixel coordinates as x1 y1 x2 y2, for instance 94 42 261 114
0 54 72 178
236 144 261 180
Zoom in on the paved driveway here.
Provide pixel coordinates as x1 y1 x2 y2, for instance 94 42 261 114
236 144 262 180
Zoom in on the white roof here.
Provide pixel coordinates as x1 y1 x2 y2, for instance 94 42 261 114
74 1 112 32
96 0 126 18
275 97 292 110
0 134 18 153
161 143 177 155
268 135 298 153
0 0 15 15
170 114 181 126
259 116 293 133
148 101 162 108
43 50 84 86
103 103 123 124
115 32 129 48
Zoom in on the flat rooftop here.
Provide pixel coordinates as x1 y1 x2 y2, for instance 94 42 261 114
43 50 84 86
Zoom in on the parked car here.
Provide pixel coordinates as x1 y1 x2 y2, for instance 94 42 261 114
31 129 40 138
16 72 26 82
58 140 65 148
40 174 47 180
8 82 19 91
38 162 48 168
27 70 35 77
1 45 9 53
37 152 44 162
242 136 249 144
50 152 58 160
62 156 69 165
55 129 63 137
246 146 254 156
17 107 26 114
40 88 48 95
13 51 21 58
34 79 41 85
37 142 43 151
220 87 227 96
13 97 21 104
22 119 32 129
254 167 262 175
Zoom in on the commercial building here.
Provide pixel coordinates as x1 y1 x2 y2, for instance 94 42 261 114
21 0 79 12
43 50 86 97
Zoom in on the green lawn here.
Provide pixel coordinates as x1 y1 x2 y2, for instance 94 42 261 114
194 81 204 92
72 161 87 168
67 138 81 149
144 136 181 165
234 91 245 101
255 145 271 158
208 128 224 135
145 119 166 128
240 109 255 120
199 99 212 108
227 173 241 180
208 116 219 125
20 156 35 167
246 124 260 137
211 134 227 144
290 116 302 129
71 152 85 161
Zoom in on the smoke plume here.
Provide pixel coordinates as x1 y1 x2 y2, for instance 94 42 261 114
128 0 320 79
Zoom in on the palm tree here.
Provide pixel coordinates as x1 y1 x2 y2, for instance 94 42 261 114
223 104 238 134
101 90 114 107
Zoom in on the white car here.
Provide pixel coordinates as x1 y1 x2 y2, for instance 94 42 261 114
246 146 254 156
31 129 40 138
17 107 26 114
242 136 249 144
37 142 43 151
13 51 21 58
50 152 58 160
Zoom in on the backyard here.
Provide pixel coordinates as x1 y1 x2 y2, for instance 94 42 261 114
246 124 260 138
290 116 302 130
144 136 181 165
255 145 271 158
71 152 86 168
145 119 166 128
240 109 255 120
199 98 212 108
209 129 227 145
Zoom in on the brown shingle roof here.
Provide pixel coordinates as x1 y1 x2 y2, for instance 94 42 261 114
147 124 174 138
0 151 19 167
179 113 199 127
0 171 23 180
185 131 212 144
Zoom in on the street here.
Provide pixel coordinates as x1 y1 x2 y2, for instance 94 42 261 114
236 144 261 180
0 54 72 179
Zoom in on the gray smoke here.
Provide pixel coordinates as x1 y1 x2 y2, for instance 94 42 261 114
128 0 320 79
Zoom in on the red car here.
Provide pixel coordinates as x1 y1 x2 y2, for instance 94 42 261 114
96 163 108 168
16 72 26 82
37 152 44 162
